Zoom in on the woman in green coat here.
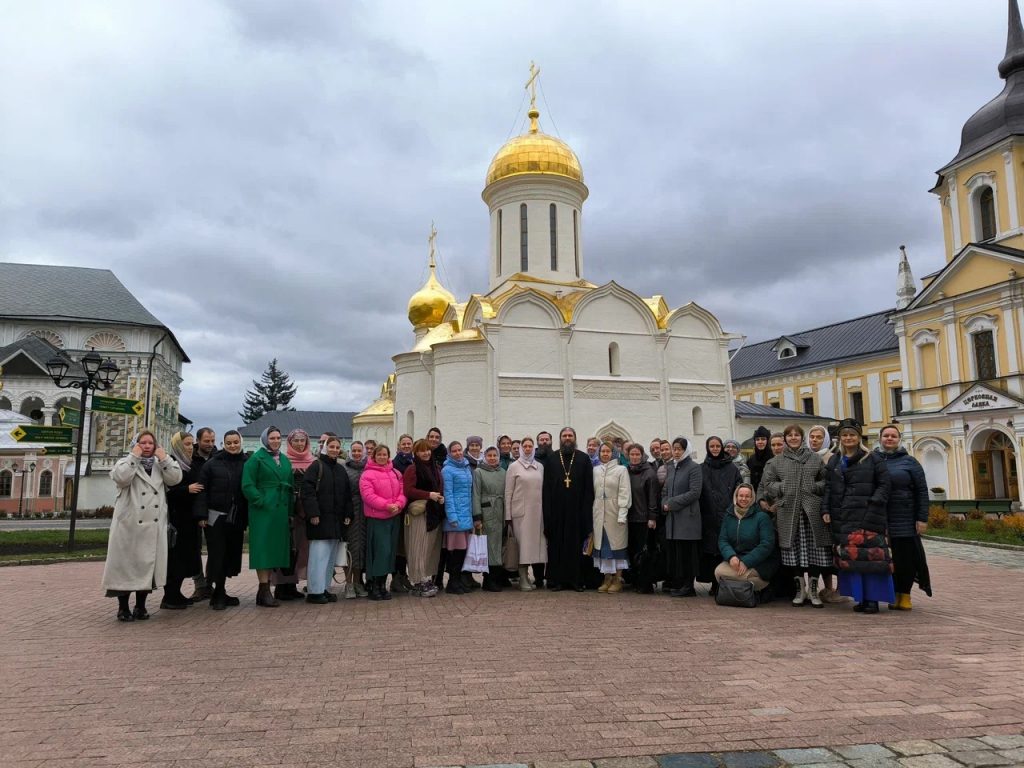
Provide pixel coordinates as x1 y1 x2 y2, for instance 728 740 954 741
472 446 507 592
242 426 294 607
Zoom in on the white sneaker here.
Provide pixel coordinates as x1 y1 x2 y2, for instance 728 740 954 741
344 583 357 600
792 575 807 607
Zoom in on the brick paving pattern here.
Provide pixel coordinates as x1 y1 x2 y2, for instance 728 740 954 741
0 541 1021 768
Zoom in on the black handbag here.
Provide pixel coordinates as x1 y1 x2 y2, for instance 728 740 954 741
715 576 758 608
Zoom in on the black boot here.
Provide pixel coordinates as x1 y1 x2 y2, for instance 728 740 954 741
483 568 503 592
379 576 392 601
446 551 466 594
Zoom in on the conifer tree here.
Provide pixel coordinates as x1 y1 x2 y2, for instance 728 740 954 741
239 358 298 423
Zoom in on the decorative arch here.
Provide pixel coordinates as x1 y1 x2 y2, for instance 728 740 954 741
913 437 950 496
966 172 999 241
495 289 564 329
18 328 65 349
692 406 704 435
608 342 621 376
0 396 11 411
665 301 725 339
911 328 942 389
572 281 659 335
84 331 126 352
966 423 1015 454
963 313 1000 380
593 420 632 443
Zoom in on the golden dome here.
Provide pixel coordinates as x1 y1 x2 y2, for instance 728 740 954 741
407 264 456 328
485 108 583 186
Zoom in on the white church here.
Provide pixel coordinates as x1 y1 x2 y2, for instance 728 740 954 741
353 76 738 447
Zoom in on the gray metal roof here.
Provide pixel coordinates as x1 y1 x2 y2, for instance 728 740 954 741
941 2 1024 171
729 309 897 382
0 262 188 361
237 410 357 439
734 400 823 420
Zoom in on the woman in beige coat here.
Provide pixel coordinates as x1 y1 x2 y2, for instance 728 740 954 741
102 430 183 622
504 436 546 591
592 442 632 593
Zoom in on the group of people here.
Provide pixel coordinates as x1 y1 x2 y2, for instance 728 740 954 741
99 417 931 620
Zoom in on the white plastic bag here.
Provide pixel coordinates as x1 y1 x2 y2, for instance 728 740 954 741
335 541 349 567
462 534 489 573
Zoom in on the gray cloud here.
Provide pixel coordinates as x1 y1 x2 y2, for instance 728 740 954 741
0 0 1014 440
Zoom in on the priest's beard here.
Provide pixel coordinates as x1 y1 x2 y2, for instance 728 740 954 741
536 445 550 459
560 439 576 454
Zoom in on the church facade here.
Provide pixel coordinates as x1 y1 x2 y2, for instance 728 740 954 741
354 89 738 448
734 0 1024 504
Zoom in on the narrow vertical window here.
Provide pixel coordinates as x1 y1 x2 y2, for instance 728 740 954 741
496 209 502 274
850 391 865 424
520 203 528 271
573 209 580 276
608 342 620 376
0 470 11 498
692 406 704 435
549 203 558 270
974 330 997 379
979 186 996 240
38 470 52 497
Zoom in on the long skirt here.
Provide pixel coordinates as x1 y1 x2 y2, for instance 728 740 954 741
781 512 832 570
366 516 400 579
348 504 367 571
205 517 244 584
406 514 442 584
839 571 896 604
271 516 309 586
665 539 699 587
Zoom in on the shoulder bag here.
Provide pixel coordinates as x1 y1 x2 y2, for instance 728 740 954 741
715 576 758 608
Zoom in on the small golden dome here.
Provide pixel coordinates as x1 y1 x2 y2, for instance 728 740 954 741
407 265 456 329
485 108 583 186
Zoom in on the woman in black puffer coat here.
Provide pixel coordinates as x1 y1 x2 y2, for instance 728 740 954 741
193 430 249 610
876 424 931 611
823 419 893 614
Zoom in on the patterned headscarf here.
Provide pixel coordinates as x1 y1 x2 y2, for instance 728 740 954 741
260 426 281 465
285 428 315 471
169 431 193 472
129 432 157 475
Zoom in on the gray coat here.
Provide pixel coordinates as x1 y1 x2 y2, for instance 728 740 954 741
661 456 702 541
472 463 506 565
760 447 829 550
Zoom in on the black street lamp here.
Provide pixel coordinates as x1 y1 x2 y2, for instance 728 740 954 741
47 351 120 551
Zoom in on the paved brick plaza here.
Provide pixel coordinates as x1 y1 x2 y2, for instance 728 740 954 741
1 541 1022 768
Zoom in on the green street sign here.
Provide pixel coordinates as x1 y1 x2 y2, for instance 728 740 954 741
39 445 74 456
91 396 145 416
59 407 81 428
9 425 74 443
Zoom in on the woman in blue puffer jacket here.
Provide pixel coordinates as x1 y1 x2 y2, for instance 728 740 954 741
442 441 475 594
876 424 931 611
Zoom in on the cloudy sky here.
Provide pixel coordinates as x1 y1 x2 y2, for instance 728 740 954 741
1 1 1017 438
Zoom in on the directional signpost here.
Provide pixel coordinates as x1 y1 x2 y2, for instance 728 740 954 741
59 406 81 428
91 395 144 416
39 445 74 456
9 425 74 443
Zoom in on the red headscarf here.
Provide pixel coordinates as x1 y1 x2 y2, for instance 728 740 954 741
285 429 315 471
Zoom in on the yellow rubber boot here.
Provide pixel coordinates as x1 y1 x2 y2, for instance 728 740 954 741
897 592 912 611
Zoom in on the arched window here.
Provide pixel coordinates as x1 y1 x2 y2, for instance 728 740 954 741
0 470 11 498
573 209 580 276
519 203 529 271
974 329 997 380
979 186 996 241
608 342 621 376
549 203 558 270
496 209 502 274
0 396 11 411
692 406 704 435
38 470 52 497
406 410 415 438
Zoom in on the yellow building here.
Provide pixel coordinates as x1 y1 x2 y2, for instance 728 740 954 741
734 1 1024 504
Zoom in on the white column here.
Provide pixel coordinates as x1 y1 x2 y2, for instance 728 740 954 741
943 312 959 383
1005 150 1020 231
949 175 962 251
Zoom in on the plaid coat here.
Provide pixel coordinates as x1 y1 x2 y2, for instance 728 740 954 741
759 447 828 550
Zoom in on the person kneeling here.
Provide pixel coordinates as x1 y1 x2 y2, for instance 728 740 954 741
715 484 777 602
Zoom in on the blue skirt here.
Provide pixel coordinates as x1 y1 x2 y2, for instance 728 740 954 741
598 530 628 559
838 571 896 604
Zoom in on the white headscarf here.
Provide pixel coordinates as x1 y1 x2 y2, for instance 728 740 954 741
807 424 833 458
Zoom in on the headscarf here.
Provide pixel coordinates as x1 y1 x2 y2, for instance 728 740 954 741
169 430 193 472
129 432 156 475
519 441 536 468
480 446 502 470
704 436 732 469
732 483 756 516
260 426 281 465
807 424 833 458
285 428 315 471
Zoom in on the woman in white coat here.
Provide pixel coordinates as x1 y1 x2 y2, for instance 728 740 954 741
102 430 182 622
504 436 546 591
592 442 632 593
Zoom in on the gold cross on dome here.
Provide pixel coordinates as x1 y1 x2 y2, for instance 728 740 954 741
428 221 437 268
525 61 541 110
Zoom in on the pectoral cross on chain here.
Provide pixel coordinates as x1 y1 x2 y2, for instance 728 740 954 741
564 477 571 488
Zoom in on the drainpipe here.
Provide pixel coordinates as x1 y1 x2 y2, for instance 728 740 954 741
144 332 169 431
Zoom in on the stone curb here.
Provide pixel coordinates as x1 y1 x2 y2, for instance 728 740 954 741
0 554 107 567
922 534 1024 551
421 734 1024 768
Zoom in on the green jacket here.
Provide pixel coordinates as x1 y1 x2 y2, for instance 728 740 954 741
242 448 294 570
718 505 778 580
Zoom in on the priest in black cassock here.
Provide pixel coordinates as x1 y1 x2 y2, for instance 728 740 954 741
542 427 595 591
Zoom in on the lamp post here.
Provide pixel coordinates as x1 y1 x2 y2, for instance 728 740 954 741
25 461 36 517
47 351 120 551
